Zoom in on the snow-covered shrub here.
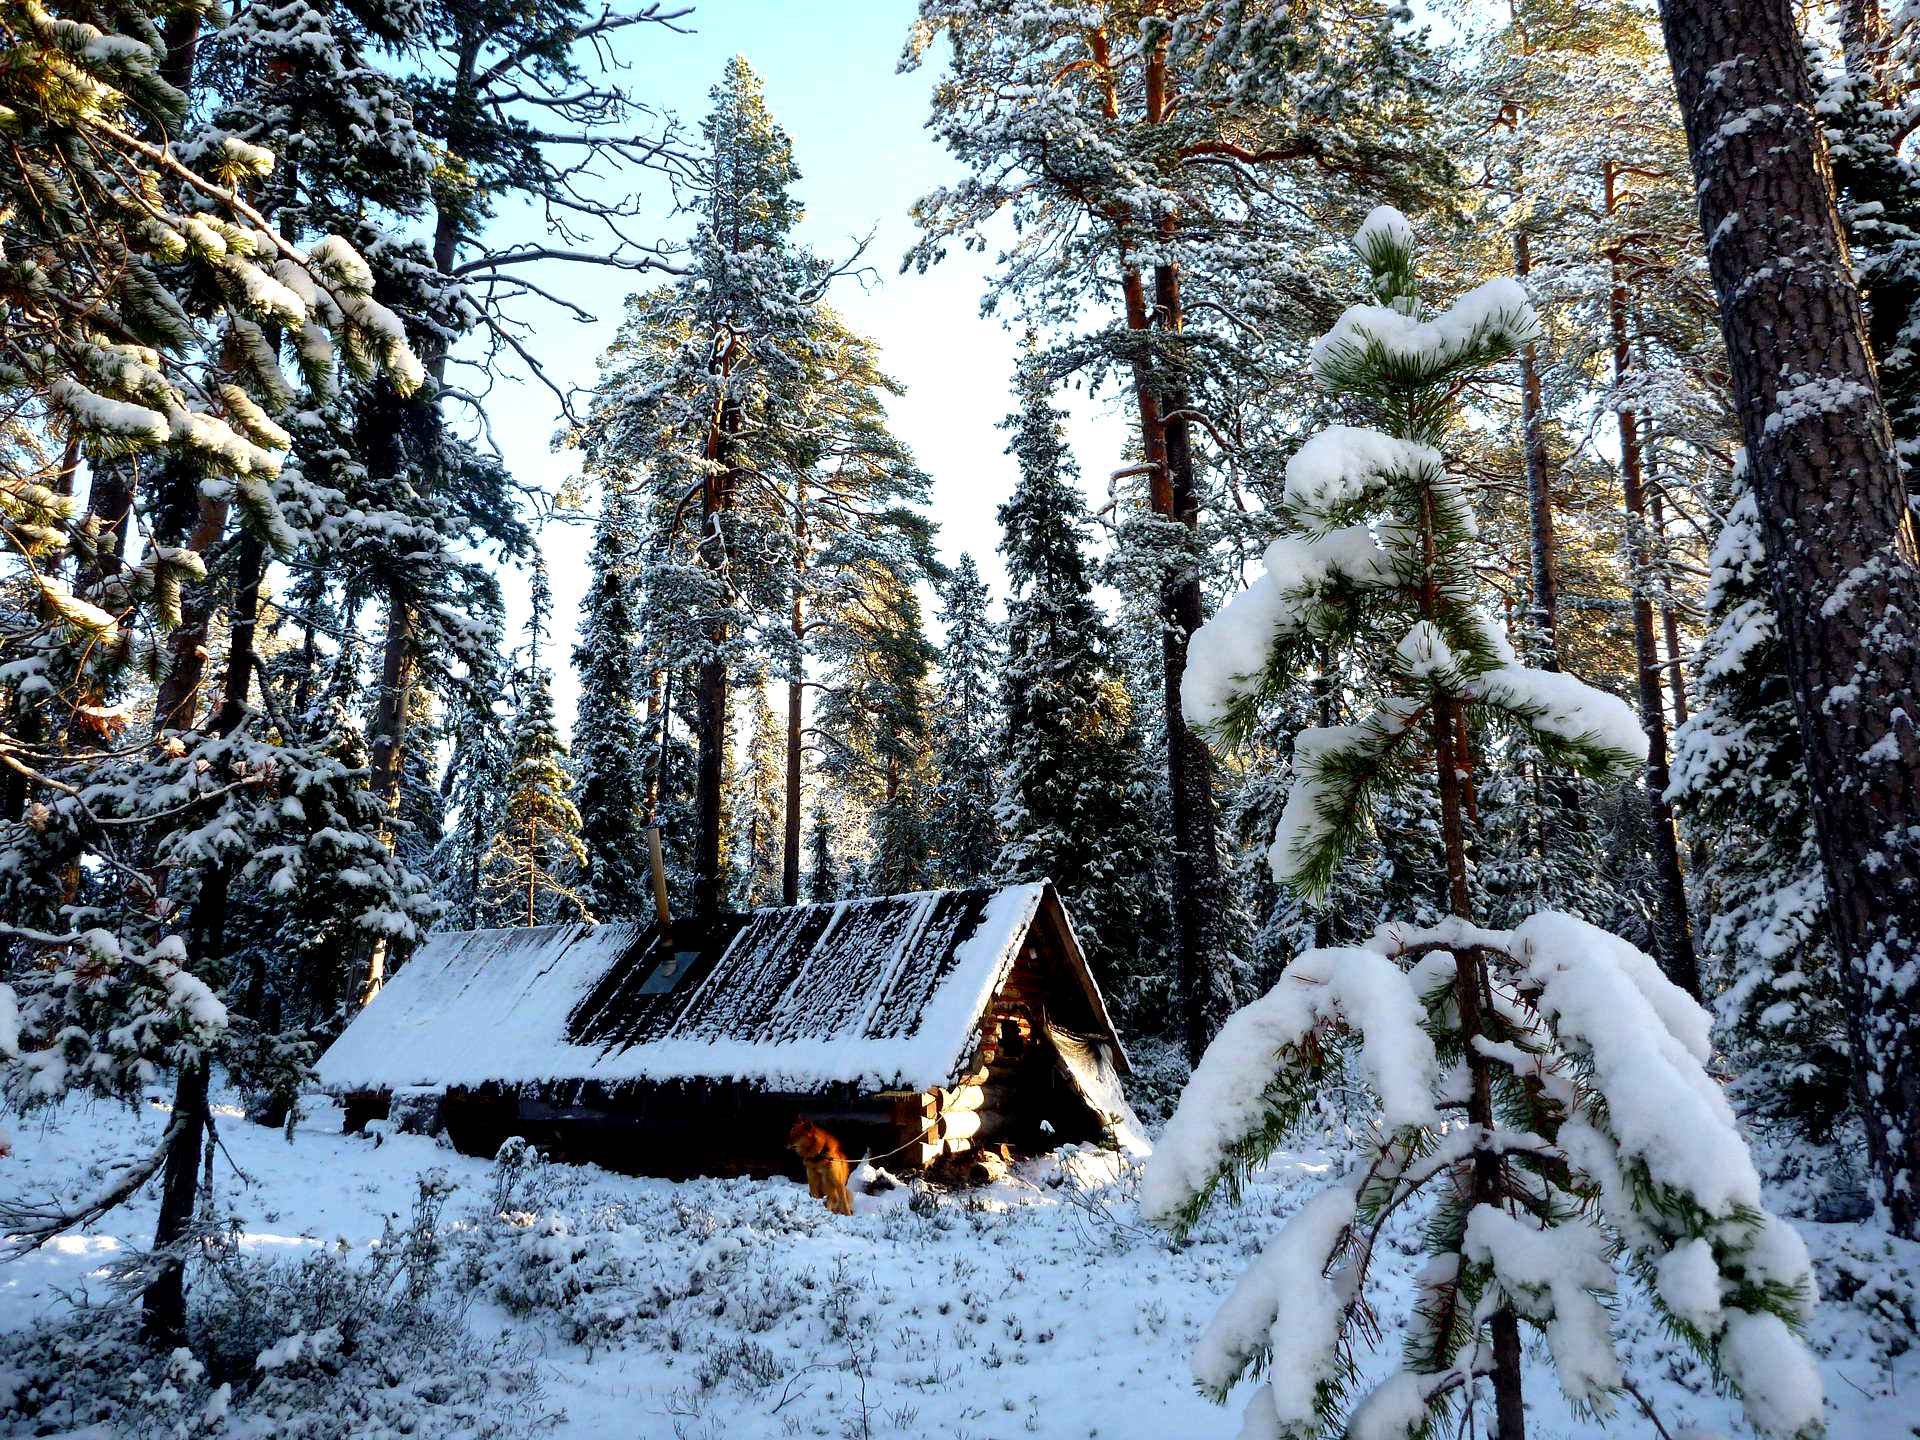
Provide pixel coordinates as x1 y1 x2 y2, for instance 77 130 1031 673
456 1145 828 1348
1154 211 1823 1439
0 1174 545 1440
0 1312 236 1438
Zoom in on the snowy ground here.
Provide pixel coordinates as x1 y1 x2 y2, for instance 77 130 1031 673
1 1084 1914 1439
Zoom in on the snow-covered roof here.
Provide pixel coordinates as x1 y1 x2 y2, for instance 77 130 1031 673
316 881 1125 1097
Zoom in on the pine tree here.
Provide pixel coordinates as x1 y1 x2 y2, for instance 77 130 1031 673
1464 0 1725 995
994 360 1159 1013
479 561 588 927
575 58 855 921
928 555 1002 886
1155 210 1820 1440
909 0 1458 1062
0 0 435 1344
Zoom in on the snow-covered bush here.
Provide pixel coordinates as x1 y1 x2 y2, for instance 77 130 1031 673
454 1143 833 1349
1152 210 1823 1438
0 1173 546 1440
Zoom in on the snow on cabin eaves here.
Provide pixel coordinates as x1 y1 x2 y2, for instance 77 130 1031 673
315 882 1071 1097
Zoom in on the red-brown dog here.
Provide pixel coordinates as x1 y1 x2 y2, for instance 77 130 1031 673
786 1116 854 1215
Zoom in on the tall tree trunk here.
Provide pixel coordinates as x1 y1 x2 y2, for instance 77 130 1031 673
783 483 807 906
367 594 416 817
158 8 202 96
362 191 459 879
783 667 803 906
359 591 414 1003
151 497 231 733
694 412 737 928
74 460 139 593
1607 174 1701 998
1088 23 1235 1062
140 1061 207 1346
1152 256 1237 1066
645 666 668 816
1515 230 1563 670
1658 0 1920 1236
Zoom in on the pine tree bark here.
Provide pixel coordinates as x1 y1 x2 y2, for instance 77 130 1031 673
367 592 416 816
1649 491 1690 727
1606 177 1701 999
151 494 235 734
201 531 266 737
783 668 803 907
1658 0 1920 1235
361 582 415 1002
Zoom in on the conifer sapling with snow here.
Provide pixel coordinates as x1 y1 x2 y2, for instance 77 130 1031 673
1144 210 1823 1440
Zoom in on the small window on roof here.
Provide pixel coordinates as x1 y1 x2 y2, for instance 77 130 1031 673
637 950 703 996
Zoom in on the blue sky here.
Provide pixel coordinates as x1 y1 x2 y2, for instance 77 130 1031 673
476 0 1132 731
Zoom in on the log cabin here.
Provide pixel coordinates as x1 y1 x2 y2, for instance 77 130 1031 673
314 880 1144 1180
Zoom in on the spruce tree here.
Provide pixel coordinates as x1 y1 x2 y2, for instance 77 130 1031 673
806 802 840 903
1153 210 1820 1440
729 689 786 910
573 476 652 919
817 567 939 894
479 561 588 927
994 360 1159 1011
909 0 1458 1061
434 681 512 931
1669 468 1851 1132
928 554 1002 886
1817 2 1920 467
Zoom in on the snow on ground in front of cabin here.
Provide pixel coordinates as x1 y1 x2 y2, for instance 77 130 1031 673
1 1082 1916 1440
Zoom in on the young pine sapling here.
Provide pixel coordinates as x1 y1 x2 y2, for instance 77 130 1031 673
1144 210 1822 1440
